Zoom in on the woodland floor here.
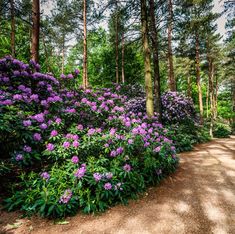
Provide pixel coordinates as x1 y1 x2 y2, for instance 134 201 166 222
0 136 235 234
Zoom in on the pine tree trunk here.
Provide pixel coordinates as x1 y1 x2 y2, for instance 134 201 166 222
195 32 203 123
115 0 119 84
167 0 175 91
83 0 88 89
149 0 162 121
31 0 40 63
61 42 65 74
187 74 192 98
121 33 125 83
10 0 15 57
141 0 154 118
206 80 209 118
208 55 214 137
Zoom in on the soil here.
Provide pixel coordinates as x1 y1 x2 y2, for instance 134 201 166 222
1 137 235 234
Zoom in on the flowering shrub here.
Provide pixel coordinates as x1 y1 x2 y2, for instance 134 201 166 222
1 57 178 218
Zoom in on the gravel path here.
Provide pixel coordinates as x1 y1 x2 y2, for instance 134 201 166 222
1 137 235 234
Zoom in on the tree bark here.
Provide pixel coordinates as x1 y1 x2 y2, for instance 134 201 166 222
187 74 192 98
149 0 162 121
83 0 88 89
195 32 203 123
31 0 40 63
121 33 125 83
10 0 15 57
115 0 119 84
167 0 176 91
141 0 154 118
61 42 65 74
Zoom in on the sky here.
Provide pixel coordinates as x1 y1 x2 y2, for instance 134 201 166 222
213 0 227 39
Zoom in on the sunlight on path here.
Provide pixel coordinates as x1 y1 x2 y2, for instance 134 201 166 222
1 137 235 234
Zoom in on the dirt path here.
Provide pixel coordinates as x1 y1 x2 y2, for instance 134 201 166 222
1 137 235 234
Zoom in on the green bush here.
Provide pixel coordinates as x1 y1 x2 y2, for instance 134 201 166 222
213 122 231 138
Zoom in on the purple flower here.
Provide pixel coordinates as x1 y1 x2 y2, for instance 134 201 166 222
104 182 112 190
55 118 62 124
74 165 86 178
33 133 42 141
128 139 133 145
23 120 31 127
104 143 109 148
50 130 58 137
116 147 124 155
60 74 66 79
72 140 79 148
71 156 79 164
63 141 70 148
13 94 23 101
15 154 23 161
87 128 96 135
33 113 44 123
109 128 116 136
41 172 50 181
110 150 117 157
123 164 131 172
77 124 83 130
59 189 72 204
74 69 80 75
46 143 54 151
154 146 161 153
67 74 73 79
105 172 113 179
93 173 102 182
23 145 32 152
40 123 48 129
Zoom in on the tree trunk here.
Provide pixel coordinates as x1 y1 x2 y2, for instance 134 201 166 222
83 0 88 89
141 0 154 118
121 33 125 83
195 32 203 123
167 0 175 91
187 74 192 98
31 0 40 63
61 47 65 74
115 0 119 84
206 79 209 118
149 0 162 121
10 0 15 57
206 39 215 137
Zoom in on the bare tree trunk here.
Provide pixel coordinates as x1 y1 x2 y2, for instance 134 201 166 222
141 0 154 118
61 36 65 74
187 74 192 98
214 73 218 119
167 0 175 91
121 33 125 83
115 0 119 84
83 0 88 89
195 32 203 123
149 0 162 121
206 79 209 118
10 0 15 57
31 0 40 63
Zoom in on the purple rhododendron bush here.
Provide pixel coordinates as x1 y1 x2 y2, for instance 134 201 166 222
0 56 178 218
114 83 210 153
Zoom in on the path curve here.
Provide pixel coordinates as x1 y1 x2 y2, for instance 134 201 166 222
1 137 235 234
